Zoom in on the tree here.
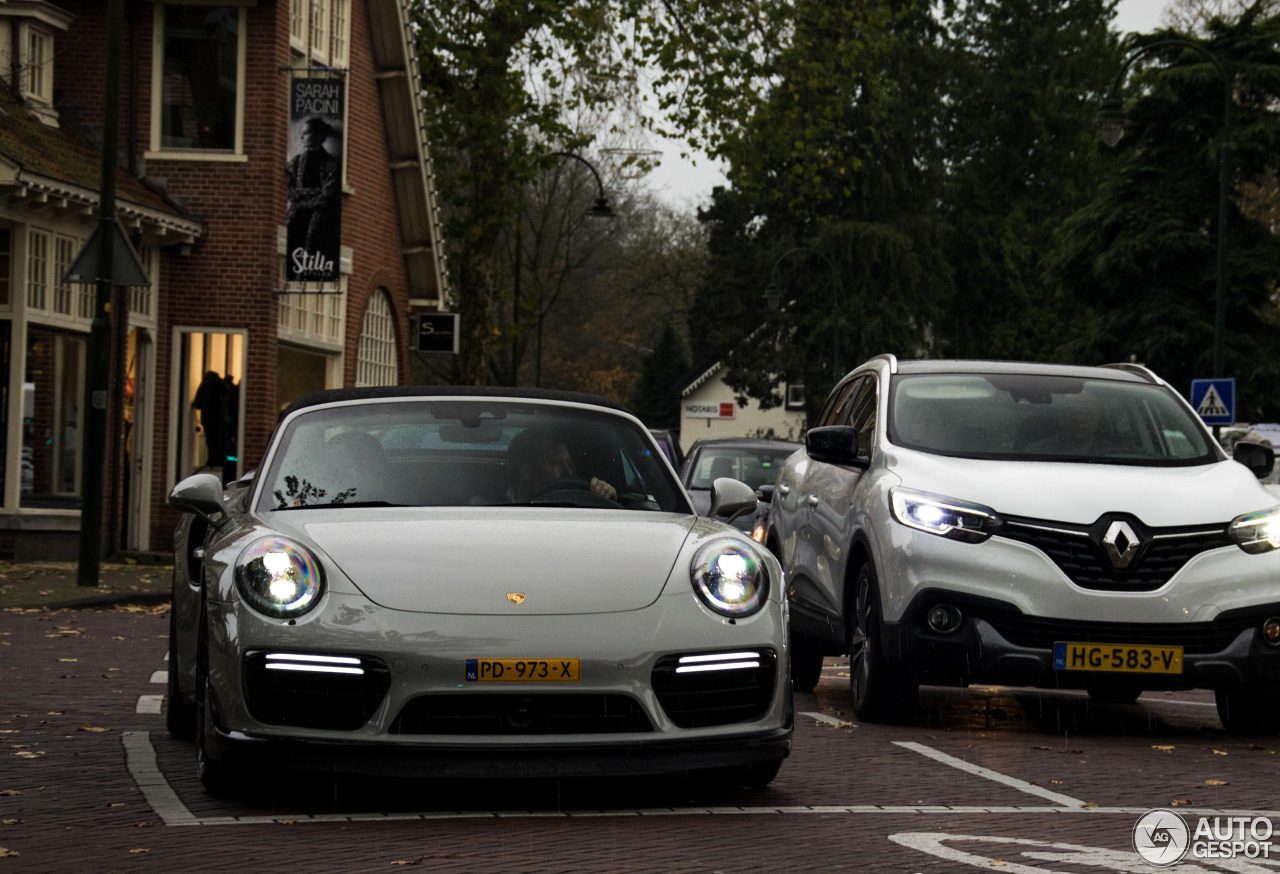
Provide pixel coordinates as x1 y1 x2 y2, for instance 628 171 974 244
410 0 795 386
631 320 692 427
1047 11 1280 419
689 0 952 418
940 0 1124 360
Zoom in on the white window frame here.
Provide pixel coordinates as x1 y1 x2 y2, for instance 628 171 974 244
147 4 249 161
355 290 397 387
23 23 53 105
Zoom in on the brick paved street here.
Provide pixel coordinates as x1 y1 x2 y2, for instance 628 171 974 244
4 604 1280 873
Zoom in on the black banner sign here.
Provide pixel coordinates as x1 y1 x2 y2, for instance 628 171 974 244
417 313 459 353
286 78 345 282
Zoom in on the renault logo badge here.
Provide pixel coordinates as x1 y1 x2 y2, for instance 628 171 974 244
1102 520 1141 569
507 593 526 605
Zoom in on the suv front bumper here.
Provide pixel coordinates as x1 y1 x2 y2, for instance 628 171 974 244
884 591 1280 692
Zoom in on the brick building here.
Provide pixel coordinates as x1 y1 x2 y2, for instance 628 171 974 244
0 0 447 558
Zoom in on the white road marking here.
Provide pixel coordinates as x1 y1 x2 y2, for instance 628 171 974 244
149 670 168 684
121 731 198 826
136 695 164 715
1139 696 1217 707
894 741 1085 807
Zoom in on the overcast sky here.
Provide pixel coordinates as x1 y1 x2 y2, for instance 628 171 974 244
644 0 1173 208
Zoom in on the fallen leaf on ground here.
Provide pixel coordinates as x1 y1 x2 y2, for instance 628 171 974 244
0 847 18 857
1152 745 1175 752
1081 801 1099 809
1171 799 1191 806
1031 745 1050 750
0 790 19 796
57 659 77 663
14 751 42 759
129 849 150 854
1 819 21 825
1213 749 1228 756
1205 779 1228 786
79 724 107 733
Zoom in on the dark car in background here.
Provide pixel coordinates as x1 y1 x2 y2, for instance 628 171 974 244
680 438 801 534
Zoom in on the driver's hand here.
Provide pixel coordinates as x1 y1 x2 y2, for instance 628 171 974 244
589 477 617 501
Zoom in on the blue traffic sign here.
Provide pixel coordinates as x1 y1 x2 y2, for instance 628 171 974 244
1190 378 1235 426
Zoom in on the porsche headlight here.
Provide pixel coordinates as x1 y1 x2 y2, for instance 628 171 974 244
235 536 324 618
1228 506 1280 555
889 487 1000 543
691 540 768 617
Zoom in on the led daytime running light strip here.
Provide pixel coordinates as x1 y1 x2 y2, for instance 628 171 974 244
675 651 762 674
264 653 365 675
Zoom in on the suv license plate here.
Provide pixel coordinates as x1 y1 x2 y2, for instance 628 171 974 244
465 658 580 682
1053 642 1183 674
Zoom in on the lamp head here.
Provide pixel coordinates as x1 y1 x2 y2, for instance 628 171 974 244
763 283 783 310
588 197 615 219
1095 97 1128 147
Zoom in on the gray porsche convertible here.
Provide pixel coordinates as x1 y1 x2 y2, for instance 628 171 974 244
167 386 792 793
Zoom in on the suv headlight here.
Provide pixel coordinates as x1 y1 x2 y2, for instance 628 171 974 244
691 539 768 617
890 487 1000 543
1228 506 1280 554
235 536 325 617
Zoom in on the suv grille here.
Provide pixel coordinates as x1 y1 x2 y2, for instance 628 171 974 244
390 694 652 735
998 515 1230 592
651 649 777 728
243 651 391 731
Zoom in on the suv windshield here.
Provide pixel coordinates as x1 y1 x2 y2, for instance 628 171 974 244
888 373 1218 465
257 400 688 512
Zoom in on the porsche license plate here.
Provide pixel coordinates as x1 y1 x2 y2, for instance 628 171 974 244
1053 642 1183 674
465 658 580 682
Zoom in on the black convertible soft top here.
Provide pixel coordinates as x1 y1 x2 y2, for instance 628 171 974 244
280 385 632 419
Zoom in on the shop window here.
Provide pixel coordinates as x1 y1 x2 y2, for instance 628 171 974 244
21 327 85 508
154 5 244 153
355 289 397 387
174 329 244 484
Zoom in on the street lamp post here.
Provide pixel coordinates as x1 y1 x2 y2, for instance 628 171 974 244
1095 40 1231 379
762 247 845 380
530 152 614 386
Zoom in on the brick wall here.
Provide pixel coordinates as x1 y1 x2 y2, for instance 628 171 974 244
53 0 418 554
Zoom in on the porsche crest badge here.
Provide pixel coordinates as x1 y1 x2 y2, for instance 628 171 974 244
506 593 526 605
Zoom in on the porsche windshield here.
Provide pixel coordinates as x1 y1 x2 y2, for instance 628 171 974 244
258 400 688 512
887 373 1219 465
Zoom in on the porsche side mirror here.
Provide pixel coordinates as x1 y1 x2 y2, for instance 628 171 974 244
169 472 231 530
1233 441 1276 480
709 477 758 523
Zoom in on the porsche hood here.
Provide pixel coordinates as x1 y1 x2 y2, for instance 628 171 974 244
292 510 699 614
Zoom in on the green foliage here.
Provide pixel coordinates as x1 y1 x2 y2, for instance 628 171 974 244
1047 9 1280 418
941 0 1123 360
688 0 950 418
630 320 691 427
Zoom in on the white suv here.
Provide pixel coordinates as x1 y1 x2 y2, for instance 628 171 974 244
766 356 1280 731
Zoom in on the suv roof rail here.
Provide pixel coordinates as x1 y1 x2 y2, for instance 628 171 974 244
866 353 898 374
1101 362 1160 383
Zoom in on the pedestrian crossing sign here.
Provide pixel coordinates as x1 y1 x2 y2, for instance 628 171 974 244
1190 378 1235 426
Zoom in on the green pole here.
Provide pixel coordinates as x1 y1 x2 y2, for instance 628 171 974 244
77 0 123 587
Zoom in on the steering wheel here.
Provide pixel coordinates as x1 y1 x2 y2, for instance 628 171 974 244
528 477 621 509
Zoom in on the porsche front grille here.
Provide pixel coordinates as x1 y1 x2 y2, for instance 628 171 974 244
389 694 652 735
651 649 778 728
243 651 391 731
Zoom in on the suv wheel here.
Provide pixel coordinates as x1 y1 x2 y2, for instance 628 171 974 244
1215 687 1280 734
848 562 917 723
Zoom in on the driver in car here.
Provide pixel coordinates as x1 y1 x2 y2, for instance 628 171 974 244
508 428 617 502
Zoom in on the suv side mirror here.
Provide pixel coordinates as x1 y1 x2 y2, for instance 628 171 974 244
1233 441 1276 480
805 425 865 467
708 477 758 523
